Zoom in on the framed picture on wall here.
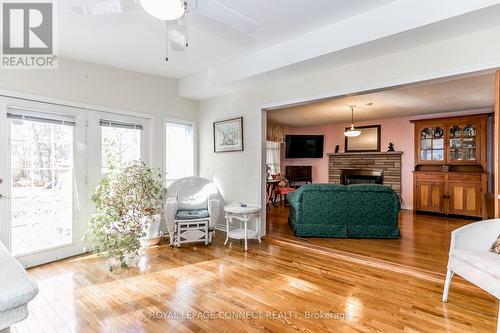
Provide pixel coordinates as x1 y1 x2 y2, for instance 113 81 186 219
213 117 244 152
345 125 381 152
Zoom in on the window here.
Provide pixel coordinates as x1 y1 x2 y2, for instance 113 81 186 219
266 141 281 176
165 120 194 181
100 120 142 174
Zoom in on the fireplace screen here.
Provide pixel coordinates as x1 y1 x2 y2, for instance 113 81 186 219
340 169 384 185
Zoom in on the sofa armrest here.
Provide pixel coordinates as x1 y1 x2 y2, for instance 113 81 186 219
287 192 299 209
0 242 38 329
165 198 178 233
451 219 500 252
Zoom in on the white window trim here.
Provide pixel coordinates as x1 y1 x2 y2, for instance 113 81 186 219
163 117 198 182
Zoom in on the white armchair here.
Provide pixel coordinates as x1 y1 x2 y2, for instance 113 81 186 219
443 219 500 333
165 177 223 247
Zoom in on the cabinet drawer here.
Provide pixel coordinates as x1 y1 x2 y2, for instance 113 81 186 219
448 172 481 183
447 173 482 183
415 172 445 181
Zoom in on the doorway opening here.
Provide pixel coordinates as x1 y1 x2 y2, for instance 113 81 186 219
262 69 498 280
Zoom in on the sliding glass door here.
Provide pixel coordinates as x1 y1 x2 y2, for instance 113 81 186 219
0 98 87 267
9 112 74 256
0 99 152 267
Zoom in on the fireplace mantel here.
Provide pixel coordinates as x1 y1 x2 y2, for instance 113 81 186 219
328 151 403 156
328 151 402 199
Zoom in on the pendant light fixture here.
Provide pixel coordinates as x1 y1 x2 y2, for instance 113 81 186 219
344 105 361 137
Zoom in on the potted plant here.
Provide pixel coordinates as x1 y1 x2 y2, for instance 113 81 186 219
84 160 164 271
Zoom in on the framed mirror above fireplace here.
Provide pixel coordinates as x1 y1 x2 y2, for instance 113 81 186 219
345 125 381 152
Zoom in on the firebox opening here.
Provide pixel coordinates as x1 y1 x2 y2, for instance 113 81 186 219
340 169 384 185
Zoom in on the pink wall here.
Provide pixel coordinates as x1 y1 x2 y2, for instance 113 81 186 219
280 109 492 210
282 117 414 209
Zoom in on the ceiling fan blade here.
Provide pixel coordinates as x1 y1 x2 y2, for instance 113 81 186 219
70 0 142 16
193 0 259 34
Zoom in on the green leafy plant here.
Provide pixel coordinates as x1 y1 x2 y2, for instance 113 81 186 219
84 160 164 271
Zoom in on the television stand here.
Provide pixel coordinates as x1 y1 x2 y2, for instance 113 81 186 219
286 166 312 187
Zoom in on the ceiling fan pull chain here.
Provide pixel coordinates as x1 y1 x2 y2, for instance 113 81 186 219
185 5 189 48
165 21 169 62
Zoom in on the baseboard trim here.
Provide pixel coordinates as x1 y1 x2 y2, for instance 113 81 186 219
263 235 478 292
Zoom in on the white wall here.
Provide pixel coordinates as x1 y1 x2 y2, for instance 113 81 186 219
0 58 198 170
198 25 500 217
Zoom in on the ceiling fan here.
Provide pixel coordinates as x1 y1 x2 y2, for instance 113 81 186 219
70 0 259 60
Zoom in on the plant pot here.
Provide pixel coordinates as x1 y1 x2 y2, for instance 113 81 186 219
140 236 162 247
140 214 162 247
104 252 140 272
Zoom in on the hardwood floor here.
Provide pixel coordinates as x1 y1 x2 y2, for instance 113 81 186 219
266 205 474 278
14 232 498 332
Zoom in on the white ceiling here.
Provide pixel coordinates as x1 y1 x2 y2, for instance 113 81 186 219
267 73 496 127
59 0 395 78
178 1 500 99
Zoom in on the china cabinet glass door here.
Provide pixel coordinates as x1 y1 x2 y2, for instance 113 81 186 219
419 126 445 162
448 123 477 163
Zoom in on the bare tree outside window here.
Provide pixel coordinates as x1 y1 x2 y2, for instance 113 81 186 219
101 126 141 174
10 119 73 255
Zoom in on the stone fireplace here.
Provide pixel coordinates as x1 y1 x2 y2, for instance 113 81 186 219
328 152 402 199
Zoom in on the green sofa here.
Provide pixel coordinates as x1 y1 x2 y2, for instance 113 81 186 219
287 184 400 238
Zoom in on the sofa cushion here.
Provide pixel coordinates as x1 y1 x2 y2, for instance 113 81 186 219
452 249 500 279
347 184 398 194
490 234 500 254
175 209 210 220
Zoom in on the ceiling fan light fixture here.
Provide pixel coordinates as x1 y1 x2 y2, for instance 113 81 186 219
344 125 361 137
140 0 185 20
344 105 361 137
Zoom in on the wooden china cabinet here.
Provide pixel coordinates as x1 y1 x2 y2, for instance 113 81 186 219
411 114 489 218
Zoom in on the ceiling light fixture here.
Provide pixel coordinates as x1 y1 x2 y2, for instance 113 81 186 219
139 0 186 20
140 0 189 61
344 105 361 138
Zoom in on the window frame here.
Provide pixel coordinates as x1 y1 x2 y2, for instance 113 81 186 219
266 141 281 176
163 117 197 182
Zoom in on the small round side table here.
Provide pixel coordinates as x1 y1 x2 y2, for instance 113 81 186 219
224 204 262 251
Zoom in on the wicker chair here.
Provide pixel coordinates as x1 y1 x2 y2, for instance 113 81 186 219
165 177 223 247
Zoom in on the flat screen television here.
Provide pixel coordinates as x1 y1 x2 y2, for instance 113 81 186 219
285 135 324 158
